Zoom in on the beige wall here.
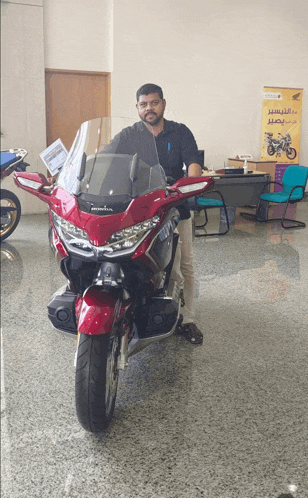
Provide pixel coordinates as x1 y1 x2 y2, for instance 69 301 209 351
1 0 47 214
111 0 308 169
43 0 113 72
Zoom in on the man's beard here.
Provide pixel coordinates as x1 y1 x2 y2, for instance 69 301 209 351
142 112 162 126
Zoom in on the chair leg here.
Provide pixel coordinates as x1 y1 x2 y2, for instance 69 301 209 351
258 199 306 229
281 200 306 229
242 199 306 229
219 203 230 235
195 206 229 237
240 199 267 222
194 191 230 237
195 208 208 229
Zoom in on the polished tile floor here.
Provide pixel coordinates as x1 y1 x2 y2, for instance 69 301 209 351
1 199 308 498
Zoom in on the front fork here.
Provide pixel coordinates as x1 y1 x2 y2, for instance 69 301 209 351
75 285 132 370
118 333 129 370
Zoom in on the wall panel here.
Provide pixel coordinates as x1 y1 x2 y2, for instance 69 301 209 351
111 0 307 169
1 0 47 214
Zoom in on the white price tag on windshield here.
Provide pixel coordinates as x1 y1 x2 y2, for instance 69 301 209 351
40 138 68 176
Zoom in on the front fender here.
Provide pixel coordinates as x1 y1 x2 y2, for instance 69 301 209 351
77 287 130 336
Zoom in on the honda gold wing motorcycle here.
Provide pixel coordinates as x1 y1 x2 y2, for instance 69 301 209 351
1 148 29 240
264 130 297 160
14 117 214 432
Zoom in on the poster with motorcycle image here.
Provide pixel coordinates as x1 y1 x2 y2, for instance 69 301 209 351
261 86 303 163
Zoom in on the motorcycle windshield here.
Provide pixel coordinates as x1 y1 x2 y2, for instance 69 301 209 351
56 117 166 214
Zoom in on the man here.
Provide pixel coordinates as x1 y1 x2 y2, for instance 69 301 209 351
135 83 203 345
50 84 203 343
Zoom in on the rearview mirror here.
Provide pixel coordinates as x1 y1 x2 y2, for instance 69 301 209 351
171 176 210 194
14 172 50 191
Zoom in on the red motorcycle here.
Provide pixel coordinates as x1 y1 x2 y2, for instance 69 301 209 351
14 117 214 432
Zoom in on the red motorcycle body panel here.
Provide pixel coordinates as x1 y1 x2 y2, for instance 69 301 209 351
49 220 69 262
49 187 170 247
14 171 214 275
77 287 118 335
15 172 214 248
77 287 131 336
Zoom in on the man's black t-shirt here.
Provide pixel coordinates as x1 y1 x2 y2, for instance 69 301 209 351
154 119 201 180
154 120 202 219
104 119 202 219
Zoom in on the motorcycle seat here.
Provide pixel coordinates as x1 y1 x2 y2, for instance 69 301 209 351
0 152 17 171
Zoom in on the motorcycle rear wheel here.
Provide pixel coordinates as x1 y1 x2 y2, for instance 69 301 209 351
75 332 120 432
286 147 297 160
0 189 21 241
267 145 275 156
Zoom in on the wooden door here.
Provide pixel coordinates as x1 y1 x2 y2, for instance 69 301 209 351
45 69 110 150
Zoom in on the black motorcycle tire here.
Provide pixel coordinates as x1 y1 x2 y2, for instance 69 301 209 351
267 145 275 156
75 331 120 432
0 189 21 241
286 147 297 160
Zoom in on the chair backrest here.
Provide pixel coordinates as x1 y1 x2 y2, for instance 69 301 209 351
282 165 308 200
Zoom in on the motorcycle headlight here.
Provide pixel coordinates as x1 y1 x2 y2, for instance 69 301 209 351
51 211 94 256
51 211 160 258
106 215 160 252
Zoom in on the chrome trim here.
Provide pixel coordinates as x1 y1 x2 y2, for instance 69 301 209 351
127 309 180 357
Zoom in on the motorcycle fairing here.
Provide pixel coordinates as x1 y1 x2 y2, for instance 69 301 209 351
77 286 131 336
49 220 69 262
133 206 180 273
48 186 167 248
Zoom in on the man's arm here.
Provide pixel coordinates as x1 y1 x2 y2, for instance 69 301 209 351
187 162 202 177
180 124 203 177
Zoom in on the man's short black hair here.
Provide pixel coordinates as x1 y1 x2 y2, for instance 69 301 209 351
136 83 163 101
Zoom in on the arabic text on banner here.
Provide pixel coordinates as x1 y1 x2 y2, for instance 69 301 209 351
261 86 303 164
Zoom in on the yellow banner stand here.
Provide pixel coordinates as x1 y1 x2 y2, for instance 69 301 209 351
261 86 303 164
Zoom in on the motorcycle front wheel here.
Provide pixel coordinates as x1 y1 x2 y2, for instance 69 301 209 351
267 145 275 156
286 147 297 160
75 331 121 432
0 189 21 241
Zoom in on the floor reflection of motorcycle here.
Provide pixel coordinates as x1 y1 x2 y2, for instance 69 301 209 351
264 130 297 160
1 149 29 240
14 117 214 432
0 242 23 298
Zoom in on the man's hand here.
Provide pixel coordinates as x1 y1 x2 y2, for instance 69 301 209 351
47 175 57 185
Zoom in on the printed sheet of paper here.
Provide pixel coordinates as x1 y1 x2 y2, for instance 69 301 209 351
40 139 68 175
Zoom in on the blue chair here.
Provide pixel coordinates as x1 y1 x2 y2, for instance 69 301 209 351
255 165 308 229
194 190 230 237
